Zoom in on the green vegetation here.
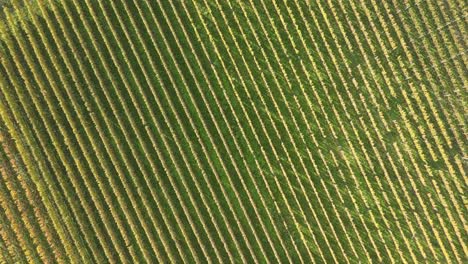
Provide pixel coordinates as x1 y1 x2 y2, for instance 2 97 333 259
0 0 465 263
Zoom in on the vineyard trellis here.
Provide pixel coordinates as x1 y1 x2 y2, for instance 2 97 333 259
0 0 465 263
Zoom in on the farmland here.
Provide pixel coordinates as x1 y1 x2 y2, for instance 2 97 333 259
0 0 466 263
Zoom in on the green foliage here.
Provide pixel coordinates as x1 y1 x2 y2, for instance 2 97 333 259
0 0 465 263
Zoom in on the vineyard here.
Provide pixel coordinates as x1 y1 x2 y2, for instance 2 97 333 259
0 0 466 263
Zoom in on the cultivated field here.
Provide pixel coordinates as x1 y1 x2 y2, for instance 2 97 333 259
0 0 466 263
